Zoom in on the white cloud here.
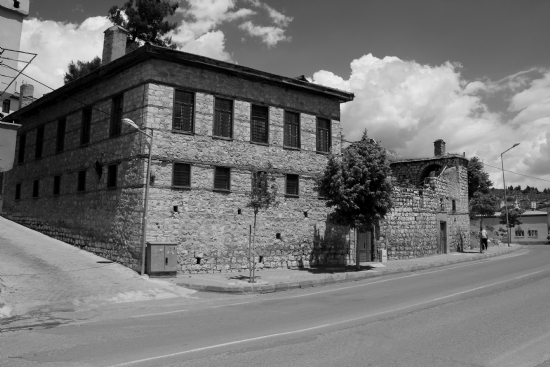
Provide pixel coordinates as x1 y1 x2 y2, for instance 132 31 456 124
239 21 289 47
179 30 231 61
311 54 550 190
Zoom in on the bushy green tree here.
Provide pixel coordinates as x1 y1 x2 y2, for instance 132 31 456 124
514 185 521 191
63 56 102 84
108 0 179 48
467 157 493 199
318 130 393 270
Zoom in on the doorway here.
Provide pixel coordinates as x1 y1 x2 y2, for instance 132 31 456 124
439 221 447 254
357 230 373 262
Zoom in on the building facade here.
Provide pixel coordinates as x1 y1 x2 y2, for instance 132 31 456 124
2 28 355 273
484 210 549 242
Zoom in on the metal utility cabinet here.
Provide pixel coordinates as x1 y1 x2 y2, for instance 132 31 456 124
146 242 178 276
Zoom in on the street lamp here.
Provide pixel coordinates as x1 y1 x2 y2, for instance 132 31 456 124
122 118 154 276
501 143 520 247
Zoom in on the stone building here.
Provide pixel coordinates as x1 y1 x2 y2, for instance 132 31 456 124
1 26 355 273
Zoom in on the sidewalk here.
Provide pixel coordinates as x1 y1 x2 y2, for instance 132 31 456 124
174 244 521 294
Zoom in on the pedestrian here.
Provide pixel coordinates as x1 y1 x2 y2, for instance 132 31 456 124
481 228 488 253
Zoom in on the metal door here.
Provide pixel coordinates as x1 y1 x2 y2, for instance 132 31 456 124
439 222 447 254
165 245 178 272
150 245 165 272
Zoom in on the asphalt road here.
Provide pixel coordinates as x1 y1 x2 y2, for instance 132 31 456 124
1 245 550 367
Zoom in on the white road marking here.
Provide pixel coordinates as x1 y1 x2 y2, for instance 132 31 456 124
131 310 189 318
109 267 547 367
209 302 250 309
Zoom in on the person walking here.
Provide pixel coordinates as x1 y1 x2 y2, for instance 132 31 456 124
481 228 488 253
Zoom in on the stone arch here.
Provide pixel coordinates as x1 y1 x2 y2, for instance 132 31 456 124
417 163 443 186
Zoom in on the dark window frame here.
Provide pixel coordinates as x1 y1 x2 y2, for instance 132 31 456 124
213 166 231 192
173 162 191 189
213 97 233 139
81 107 92 145
107 164 118 189
285 174 299 197
15 183 21 200
56 118 66 153
35 126 44 159
2 99 10 113
18 133 26 164
250 104 269 145
316 117 331 153
283 111 300 149
32 179 39 198
173 90 195 134
110 95 123 137
77 170 86 192
452 200 456 213
53 175 61 196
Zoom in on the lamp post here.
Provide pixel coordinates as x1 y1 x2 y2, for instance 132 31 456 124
122 118 153 275
501 143 520 247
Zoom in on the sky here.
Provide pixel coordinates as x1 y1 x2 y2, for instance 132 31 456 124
12 0 550 191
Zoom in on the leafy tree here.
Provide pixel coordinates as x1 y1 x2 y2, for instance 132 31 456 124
63 56 102 84
523 185 531 193
499 208 524 244
108 0 179 48
508 185 514 191
246 163 278 283
318 130 393 270
469 192 499 253
514 185 521 191
467 157 493 199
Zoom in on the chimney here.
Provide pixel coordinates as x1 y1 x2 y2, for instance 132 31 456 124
102 25 129 66
19 83 34 109
434 139 446 157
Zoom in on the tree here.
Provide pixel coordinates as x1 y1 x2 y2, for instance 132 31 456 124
499 208 524 244
514 185 521 191
318 130 393 270
108 0 179 48
469 192 499 253
63 56 102 84
467 156 493 199
508 185 514 191
523 185 531 193
246 163 278 283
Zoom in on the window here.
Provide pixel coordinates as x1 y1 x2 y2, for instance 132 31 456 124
18 133 26 164
213 98 232 138
528 230 538 237
286 174 299 196
214 166 230 191
32 179 39 198
318 185 327 199
110 95 123 137
284 111 300 148
2 99 10 113
77 170 86 192
56 118 66 153
81 107 92 145
252 171 267 190
515 230 524 237
173 90 194 133
35 126 44 159
107 164 117 189
53 175 61 195
15 183 21 200
173 163 191 188
251 105 268 144
316 117 331 153
13 0 20 8
452 200 456 213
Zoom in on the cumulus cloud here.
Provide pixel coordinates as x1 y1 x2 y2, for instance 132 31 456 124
239 21 289 47
311 55 550 189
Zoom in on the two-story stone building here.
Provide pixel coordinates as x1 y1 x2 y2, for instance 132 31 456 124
1 26 355 273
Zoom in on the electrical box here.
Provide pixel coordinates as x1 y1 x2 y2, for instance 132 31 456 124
379 249 388 263
146 242 178 277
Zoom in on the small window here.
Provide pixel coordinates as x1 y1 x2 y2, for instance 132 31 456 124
316 117 331 153
18 133 26 164
318 185 327 199
32 179 39 198
251 105 268 144
15 183 21 200
81 107 92 145
173 163 191 188
107 164 117 189
110 95 123 137
35 126 44 159
56 118 66 153
252 171 267 190
2 99 10 113
53 175 61 195
515 230 524 237
528 230 538 237
213 97 233 138
286 174 299 196
214 166 230 191
13 0 20 9
452 200 456 213
173 90 194 133
77 170 86 192
284 111 300 148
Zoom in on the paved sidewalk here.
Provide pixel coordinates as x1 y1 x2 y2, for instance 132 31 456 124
174 244 521 294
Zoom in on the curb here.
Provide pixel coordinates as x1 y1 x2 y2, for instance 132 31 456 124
176 246 520 294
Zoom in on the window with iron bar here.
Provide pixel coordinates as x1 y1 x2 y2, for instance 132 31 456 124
56 118 66 153
251 105 268 144
32 179 39 198
35 126 44 159
107 164 117 189
173 163 191 188
81 107 92 145
284 111 300 148
214 166 230 191
110 95 123 137
286 174 299 196
77 170 86 192
173 90 194 133
15 183 21 200
213 98 232 138
18 133 26 164
316 118 331 153
53 175 61 196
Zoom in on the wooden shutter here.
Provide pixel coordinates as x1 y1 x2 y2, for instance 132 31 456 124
286 174 299 196
284 111 300 148
316 118 331 153
173 90 194 132
251 105 268 143
173 163 191 187
214 167 230 191
214 98 232 138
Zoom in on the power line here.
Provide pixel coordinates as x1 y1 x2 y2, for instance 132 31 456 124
484 162 550 184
